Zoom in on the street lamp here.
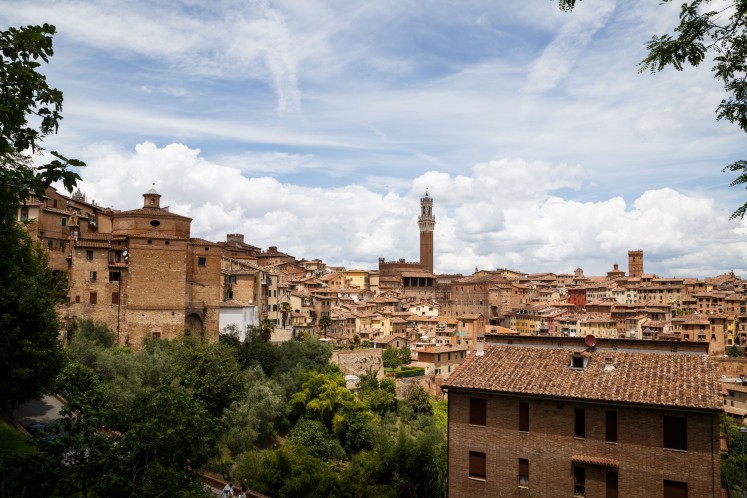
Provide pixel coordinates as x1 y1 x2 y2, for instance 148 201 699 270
740 426 747 498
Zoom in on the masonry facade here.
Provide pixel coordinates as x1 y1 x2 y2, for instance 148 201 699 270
442 339 722 498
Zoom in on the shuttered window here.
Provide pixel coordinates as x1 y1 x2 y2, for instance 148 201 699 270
470 398 486 426
469 451 486 479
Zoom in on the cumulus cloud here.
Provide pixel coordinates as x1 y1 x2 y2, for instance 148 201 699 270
72 142 747 279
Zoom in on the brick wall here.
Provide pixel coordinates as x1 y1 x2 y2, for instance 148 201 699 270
447 391 720 498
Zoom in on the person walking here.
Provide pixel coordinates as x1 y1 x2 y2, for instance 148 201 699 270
221 482 233 498
241 479 248 498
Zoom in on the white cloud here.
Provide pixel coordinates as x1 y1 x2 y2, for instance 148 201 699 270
70 142 747 279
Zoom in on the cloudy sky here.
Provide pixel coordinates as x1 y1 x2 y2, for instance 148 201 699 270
3 0 746 277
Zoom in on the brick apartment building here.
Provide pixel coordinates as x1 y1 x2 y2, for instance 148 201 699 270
442 337 722 498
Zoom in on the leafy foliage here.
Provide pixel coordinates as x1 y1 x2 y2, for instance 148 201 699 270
164 338 244 418
0 222 64 411
318 314 333 337
0 24 83 216
382 346 411 369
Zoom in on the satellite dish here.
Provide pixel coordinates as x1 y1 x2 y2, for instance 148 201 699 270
584 334 597 347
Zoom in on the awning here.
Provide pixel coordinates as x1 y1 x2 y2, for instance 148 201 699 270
571 455 619 468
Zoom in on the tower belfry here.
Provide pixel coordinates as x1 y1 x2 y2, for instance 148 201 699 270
418 192 435 273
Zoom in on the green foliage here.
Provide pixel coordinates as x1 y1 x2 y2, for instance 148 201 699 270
287 418 343 461
165 338 244 418
722 413 747 495
279 301 293 328
728 344 742 357
407 387 434 419
335 408 377 455
0 24 83 216
382 347 402 369
234 446 340 498
0 222 64 411
53 362 105 415
219 366 287 455
290 370 356 429
382 346 411 369
0 384 218 497
318 314 333 337
259 318 275 342
394 367 425 378
69 318 116 348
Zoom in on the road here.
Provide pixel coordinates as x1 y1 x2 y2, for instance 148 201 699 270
13 395 64 428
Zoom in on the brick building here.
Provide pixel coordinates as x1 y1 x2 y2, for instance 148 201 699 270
442 337 721 498
66 188 222 346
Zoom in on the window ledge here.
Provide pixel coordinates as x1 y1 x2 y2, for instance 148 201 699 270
518 485 529 490
468 476 486 482
604 441 618 445
663 447 687 453
518 430 529 434
468 424 486 428
573 436 585 440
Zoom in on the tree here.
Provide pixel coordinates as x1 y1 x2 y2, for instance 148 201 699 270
318 314 333 339
0 24 83 217
259 318 275 342
279 301 293 328
407 387 434 419
382 346 402 369
165 338 244 418
0 222 64 412
558 0 747 217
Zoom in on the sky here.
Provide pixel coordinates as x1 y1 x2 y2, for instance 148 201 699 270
3 0 747 278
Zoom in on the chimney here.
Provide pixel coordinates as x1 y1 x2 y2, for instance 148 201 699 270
476 334 485 357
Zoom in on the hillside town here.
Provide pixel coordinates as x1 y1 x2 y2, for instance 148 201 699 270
22 185 747 361
16 184 746 496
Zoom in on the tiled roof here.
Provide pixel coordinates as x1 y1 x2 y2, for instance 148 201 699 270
442 344 721 411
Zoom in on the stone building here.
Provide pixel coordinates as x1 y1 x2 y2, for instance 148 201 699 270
66 188 222 346
442 337 721 498
378 193 436 294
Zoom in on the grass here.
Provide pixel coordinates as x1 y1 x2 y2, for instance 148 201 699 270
0 420 37 457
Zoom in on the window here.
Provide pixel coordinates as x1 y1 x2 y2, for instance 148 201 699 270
575 408 585 438
469 451 486 479
60 241 65 251
151 332 161 340
519 402 529 432
147 240 152 245
89 271 97 282
75 295 80 303
605 411 617 443
573 466 586 496
47 239 53 249
89 292 97 305
663 416 687 450
571 354 585 368
518 458 529 486
198 256 206 267
20 207 28 221
606 471 618 498
86 250 94 261
112 292 119 305
109 271 120 282
61 217 66 226
470 397 486 426
663 480 688 498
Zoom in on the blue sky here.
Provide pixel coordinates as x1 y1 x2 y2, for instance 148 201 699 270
3 0 747 277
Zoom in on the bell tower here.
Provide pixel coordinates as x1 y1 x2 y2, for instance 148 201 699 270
418 192 435 273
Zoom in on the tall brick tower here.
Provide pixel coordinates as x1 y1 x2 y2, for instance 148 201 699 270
418 192 435 273
628 250 644 278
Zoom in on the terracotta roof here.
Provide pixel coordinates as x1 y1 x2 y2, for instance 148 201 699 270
442 344 721 411
116 207 191 220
